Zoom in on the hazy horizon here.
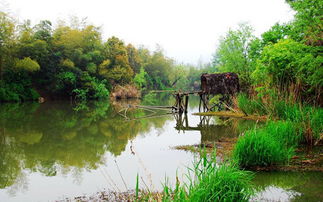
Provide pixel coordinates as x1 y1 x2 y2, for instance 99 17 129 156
1 0 295 65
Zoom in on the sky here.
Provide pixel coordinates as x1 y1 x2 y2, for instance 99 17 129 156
1 0 295 65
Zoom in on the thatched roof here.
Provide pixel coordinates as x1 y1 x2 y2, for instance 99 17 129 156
200 73 240 95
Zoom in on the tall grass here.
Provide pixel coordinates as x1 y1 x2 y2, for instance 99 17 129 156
233 121 297 168
162 152 254 201
237 93 267 115
237 93 323 144
309 108 323 141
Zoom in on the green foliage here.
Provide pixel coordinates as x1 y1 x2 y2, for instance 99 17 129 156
0 11 192 102
253 39 322 98
162 152 254 201
309 108 323 139
213 23 255 90
286 0 323 45
127 44 142 74
134 66 147 89
237 92 322 143
237 93 267 115
55 71 76 95
0 71 39 102
233 121 296 167
60 59 75 68
14 57 40 72
73 88 88 102
144 47 174 90
99 36 134 84
261 23 291 45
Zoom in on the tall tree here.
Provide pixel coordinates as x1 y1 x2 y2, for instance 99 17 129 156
213 23 255 90
99 37 133 84
286 0 323 46
0 12 15 79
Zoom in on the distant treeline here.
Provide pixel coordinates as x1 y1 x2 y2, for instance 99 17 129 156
0 14 208 102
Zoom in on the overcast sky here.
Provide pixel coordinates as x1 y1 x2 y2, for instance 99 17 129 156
1 0 294 65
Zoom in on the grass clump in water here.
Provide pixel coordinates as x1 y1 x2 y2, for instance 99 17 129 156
233 121 297 168
162 152 254 202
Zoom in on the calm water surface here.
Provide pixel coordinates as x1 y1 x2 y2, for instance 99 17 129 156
0 94 322 201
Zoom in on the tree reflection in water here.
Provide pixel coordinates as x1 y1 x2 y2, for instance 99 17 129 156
0 98 171 192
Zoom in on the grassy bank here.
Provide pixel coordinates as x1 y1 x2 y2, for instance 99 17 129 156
232 93 322 169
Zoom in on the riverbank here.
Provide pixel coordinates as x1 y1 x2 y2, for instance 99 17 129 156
193 111 267 121
174 141 323 172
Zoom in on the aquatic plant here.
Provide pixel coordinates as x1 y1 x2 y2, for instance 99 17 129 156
161 152 254 201
233 121 297 168
237 93 322 145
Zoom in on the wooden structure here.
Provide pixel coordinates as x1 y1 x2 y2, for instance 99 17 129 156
172 91 201 113
199 73 240 112
200 73 239 95
172 72 240 113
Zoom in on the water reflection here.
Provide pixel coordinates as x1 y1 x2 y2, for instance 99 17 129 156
252 171 323 201
174 112 258 142
1 94 322 201
0 99 171 192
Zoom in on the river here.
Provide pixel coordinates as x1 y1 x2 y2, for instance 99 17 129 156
0 94 322 201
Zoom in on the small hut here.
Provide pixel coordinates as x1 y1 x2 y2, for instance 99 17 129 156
199 73 240 111
200 73 240 96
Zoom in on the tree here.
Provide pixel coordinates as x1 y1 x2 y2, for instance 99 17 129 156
144 47 174 89
261 23 291 45
127 44 142 73
252 39 322 103
286 0 323 45
134 66 147 88
14 57 40 72
213 23 255 90
0 12 15 79
99 37 133 84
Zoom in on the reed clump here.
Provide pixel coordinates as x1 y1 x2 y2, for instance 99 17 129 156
233 121 299 168
161 152 254 202
237 93 323 145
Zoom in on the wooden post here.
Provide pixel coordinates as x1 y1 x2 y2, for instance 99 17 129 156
184 113 189 127
199 94 202 112
184 95 189 113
